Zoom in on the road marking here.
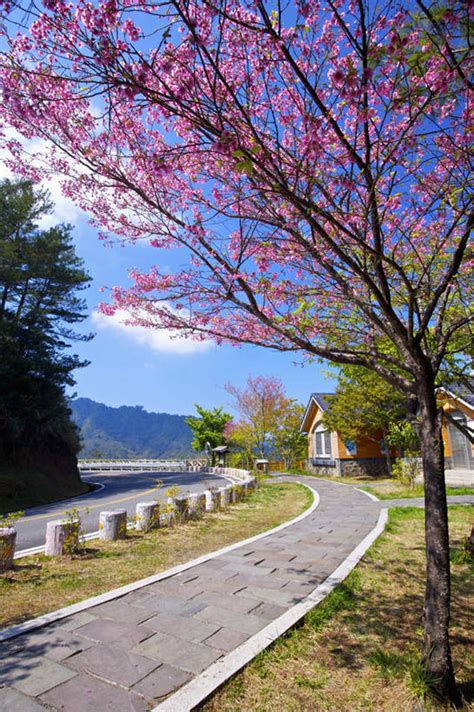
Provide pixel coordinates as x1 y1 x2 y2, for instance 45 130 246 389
18 484 162 523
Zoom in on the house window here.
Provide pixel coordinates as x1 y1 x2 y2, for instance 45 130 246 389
313 424 332 457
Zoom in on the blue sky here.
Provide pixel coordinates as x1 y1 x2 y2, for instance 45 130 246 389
1 153 335 416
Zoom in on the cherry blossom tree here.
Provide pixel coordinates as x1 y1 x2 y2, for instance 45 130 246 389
0 0 472 700
225 376 289 459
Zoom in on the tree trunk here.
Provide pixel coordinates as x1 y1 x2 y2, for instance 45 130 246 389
417 377 459 703
382 428 392 475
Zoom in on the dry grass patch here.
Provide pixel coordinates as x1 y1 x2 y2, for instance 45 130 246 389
204 505 474 712
0 482 311 628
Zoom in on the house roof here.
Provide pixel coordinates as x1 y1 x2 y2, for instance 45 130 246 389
438 383 474 412
300 392 334 433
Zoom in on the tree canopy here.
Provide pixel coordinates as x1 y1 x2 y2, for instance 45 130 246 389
322 365 407 444
225 376 306 467
185 404 231 455
0 0 471 699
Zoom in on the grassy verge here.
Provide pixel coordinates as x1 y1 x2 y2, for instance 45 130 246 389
0 482 311 629
204 505 474 712
361 484 474 500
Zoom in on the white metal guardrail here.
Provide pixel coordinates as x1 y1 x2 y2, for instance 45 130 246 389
78 459 207 472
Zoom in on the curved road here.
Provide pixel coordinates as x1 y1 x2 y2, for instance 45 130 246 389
14 470 230 551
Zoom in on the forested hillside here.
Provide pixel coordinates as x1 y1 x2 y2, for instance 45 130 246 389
71 398 193 458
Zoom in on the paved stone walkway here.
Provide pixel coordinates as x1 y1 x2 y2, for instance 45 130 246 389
0 479 471 711
382 494 474 508
0 479 378 710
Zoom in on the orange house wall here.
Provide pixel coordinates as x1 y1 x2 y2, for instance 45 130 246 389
305 402 388 460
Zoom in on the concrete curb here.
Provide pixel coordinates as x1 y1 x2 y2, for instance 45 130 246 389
0 481 319 643
155 506 389 712
355 487 379 502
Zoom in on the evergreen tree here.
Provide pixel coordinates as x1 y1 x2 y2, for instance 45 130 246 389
0 179 91 510
185 405 231 463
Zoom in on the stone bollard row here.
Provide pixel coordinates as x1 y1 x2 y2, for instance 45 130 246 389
40 473 258 558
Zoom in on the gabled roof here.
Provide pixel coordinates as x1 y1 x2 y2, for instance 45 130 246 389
300 392 334 433
437 384 474 412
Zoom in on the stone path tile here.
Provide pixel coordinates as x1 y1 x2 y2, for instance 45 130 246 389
0 655 77 696
67 643 160 687
74 619 154 648
130 593 206 616
0 477 381 711
3 629 93 663
58 612 97 632
192 590 262 614
40 672 148 711
143 612 221 643
236 585 306 607
195 605 269 635
91 599 157 625
203 627 251 652
132 663 191 701
132 633 222 673
220 563 277 577
0 685 46 711
222 572 290 590
251 601 288 620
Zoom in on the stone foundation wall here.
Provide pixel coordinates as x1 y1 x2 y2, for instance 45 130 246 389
306 457 389 478
340 457 390 477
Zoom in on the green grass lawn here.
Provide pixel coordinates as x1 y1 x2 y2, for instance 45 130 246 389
204 505 474 712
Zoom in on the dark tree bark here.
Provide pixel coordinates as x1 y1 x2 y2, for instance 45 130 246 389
382 428 392 476
417 370 460 703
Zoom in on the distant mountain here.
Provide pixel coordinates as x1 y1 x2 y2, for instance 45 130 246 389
70 398 194 458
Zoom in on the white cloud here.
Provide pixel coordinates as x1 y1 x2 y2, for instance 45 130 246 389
0 129 85 228
91 308 213 355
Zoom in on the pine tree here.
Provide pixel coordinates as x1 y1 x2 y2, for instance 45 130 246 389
0 179 92 510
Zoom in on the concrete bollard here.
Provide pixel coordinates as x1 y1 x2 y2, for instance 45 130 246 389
219 486 232 506
211 489 222 510
99 509 127 541
189 493 206 517
136 502 160 532
161 499 177 527
172 495 190 521
233 484 244 502
204 490 213 511
0 527 17 571
45 519 79 556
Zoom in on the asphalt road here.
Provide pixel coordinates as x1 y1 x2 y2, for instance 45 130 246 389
14 470 230 552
